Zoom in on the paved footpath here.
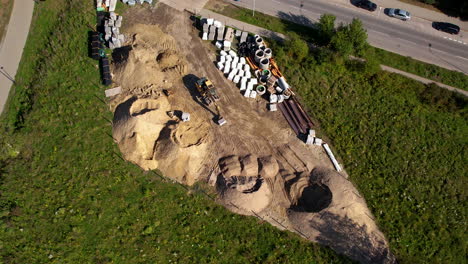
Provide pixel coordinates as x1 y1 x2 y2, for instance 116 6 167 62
381 65 468 97
0 0 35 114
200 8 467 96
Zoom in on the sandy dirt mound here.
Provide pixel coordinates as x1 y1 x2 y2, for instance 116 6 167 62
111 23 211 184
286 167 395 263
240 154 258 177
217 155 272 214
111 23 188 102
258 156 279 179
172 120 210 148
113 96 172 170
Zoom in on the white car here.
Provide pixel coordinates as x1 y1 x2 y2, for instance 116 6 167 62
388 8 411 21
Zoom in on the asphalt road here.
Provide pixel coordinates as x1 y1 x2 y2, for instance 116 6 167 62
233 0 468 74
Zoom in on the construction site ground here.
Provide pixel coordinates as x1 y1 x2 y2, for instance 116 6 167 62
118 4 335 182
111 4 395 263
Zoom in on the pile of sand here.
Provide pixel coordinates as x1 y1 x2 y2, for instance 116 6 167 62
111 24 188 101
111 23 210 184
258 156 279 179
217 155 276 214
286 167 395 264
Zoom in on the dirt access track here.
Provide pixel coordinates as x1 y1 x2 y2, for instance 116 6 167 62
108 3 396 264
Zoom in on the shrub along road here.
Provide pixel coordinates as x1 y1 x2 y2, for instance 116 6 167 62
200 8 467 96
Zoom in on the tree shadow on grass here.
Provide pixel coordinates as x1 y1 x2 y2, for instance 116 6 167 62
277 11 316 28
276 11 320 42
308 212 396 264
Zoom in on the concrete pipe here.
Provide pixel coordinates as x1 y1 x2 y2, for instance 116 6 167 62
258 45 266 51
259 58 270 70
259 75 268 85
264 48 272 59
283 88 292 99
262 69 271 79
255 50 265 63
256 37 263 46
255 85 266 95
277 76 290 90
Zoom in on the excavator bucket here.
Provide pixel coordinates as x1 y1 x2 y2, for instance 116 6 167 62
217 116 227 126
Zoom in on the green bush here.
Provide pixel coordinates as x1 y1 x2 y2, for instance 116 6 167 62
317 14 336 46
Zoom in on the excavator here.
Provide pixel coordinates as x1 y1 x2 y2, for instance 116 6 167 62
195 77 220 106
195 77 227 126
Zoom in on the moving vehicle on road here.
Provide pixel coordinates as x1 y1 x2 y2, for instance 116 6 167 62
432 22 460 35
388 8 411 21
355 0 377 12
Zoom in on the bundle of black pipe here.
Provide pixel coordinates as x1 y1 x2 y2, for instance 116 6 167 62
100 56 112 86
89 31 104 60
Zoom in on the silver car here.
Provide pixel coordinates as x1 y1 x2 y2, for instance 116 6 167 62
388 8 411 21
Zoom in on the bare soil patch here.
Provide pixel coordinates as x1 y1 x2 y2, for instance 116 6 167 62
109 3 396 263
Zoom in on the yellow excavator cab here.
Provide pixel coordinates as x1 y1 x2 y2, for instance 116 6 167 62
205 79 214 87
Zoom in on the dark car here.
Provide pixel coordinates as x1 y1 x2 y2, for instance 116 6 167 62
432 22 460 35
356 0 377 12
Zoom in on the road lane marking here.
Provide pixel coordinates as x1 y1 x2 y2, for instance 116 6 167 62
455 55 468 61
442 36 467 45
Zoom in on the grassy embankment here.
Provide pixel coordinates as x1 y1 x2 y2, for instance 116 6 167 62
0 1 352 263
207 2 468 91
0 0 14 43
267 19 466 264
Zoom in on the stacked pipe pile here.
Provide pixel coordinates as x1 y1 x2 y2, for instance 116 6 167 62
244 35 291 112
101 56 112 86
103 12 125 49
197 18 343 173
89 31 105 60
200 18 250 52
202 18 223 42
121 0 153 6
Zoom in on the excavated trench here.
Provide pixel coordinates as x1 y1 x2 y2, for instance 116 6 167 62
291 184 332 213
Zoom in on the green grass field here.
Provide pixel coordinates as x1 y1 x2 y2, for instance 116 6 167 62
0 1 352 263
0 0 14 43
208 2 468 91
268 38 467 263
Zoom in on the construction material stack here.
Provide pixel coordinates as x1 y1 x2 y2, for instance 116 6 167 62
89 31 105 60
121 0 153 6
103 12 125 49
101 56 112 86
196 17 342 172
96 0 117 11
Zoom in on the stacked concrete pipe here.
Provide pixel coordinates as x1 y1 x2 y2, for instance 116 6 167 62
260 58 270 70
255 49 265 63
